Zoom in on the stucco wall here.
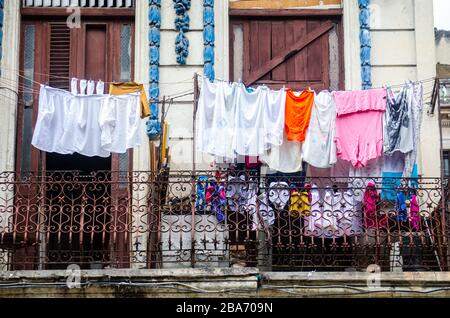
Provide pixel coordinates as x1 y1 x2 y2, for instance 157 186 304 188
436 31 450 65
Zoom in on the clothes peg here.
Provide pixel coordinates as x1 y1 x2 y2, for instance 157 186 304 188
80 79 87 96
71 78 78 95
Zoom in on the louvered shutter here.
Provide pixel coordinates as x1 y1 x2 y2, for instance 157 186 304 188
49 23 71 89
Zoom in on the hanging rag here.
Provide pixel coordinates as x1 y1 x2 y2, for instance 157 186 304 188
396 191 408 222
288 191 310 217
383 85 414 155
196 176 209 213
410 193 420 231
363 182 387 229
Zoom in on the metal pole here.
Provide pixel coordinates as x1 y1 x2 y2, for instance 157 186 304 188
437 78 449 270
193 73 200 174
190 73 200 268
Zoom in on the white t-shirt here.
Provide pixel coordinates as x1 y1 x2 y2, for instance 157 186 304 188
234 84 267 156
263 88 286 148
302 91 337 168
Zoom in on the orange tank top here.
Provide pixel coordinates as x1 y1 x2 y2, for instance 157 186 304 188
285 89 315 142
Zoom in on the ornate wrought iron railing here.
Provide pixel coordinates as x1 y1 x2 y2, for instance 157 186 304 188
0 170 448 271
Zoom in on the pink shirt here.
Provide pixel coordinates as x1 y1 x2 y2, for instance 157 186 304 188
333 89 386 168
333 88 386 116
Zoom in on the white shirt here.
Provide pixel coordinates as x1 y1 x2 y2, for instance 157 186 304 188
302 91 337 168
268 182 290 210
263 88 286 148
260 132 303 173
99 93 142 154
304 185 322 236
234 84 267 156
196 78 287 159
32 85 74 155
72 94 111 158
195 78 237 160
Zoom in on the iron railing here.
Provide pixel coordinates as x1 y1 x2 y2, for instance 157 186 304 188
0 170 448 272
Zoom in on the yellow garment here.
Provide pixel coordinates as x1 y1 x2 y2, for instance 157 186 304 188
289 191 310 217
109 82 151 118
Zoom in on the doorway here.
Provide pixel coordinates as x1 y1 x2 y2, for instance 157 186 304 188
13 9 135 269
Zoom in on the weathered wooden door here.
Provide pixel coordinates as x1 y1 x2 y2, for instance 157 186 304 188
14 11 135 269
230 11 344 91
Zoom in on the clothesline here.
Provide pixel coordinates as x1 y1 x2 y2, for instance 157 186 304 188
0 66 195 86
197 73 436 93
196 75 424 180
0 77 436 111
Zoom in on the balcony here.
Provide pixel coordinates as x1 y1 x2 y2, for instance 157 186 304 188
0 170 447 272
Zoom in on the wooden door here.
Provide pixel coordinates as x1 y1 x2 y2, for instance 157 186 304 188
14 15 135 269
230 12 344 91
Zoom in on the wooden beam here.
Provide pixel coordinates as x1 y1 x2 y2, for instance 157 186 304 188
229 8 343 17
246 21 334 86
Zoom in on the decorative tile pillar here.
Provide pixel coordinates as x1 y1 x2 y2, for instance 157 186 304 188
147 0 161 139
203 0 215 80
358 0 372 90
173 0 191 65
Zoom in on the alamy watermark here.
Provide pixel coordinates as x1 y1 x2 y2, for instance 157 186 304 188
66 6 81 29
66 264 81 289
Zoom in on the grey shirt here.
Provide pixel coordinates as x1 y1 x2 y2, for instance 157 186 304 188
383 86 414 156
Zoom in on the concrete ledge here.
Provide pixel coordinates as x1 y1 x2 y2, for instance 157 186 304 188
0 268 259 280
261 271 450 287
0 268 260 298
258 272 450 298
1 269 450 298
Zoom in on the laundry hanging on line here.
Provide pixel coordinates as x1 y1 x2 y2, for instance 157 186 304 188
196 76 424 180
32 79 144 157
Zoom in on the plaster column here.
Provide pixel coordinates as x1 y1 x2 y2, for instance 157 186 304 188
342 0 362 90
214 0 229 81
0 0 21 271
131 0 151 268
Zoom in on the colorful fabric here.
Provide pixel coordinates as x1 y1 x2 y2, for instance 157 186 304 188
396 191 408 222
284 90 315 142
410 194 420 231
363 183 387 229
288 191 310 217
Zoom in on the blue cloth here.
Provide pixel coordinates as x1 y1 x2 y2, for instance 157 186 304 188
196 176 208 212
396 191 408 221
381 171 402 201
381 163 419 201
